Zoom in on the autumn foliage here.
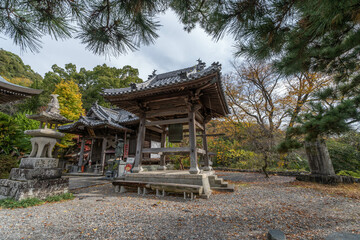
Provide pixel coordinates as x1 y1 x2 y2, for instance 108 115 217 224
53 80 85 121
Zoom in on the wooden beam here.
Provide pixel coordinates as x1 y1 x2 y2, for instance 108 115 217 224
78 138 85 168
158 126 167 170
145 117 188 126
188 108 200 174
146 107 189 118
142 147 190 153
101 138 107 175
146 125 163 134
184 133 225 137
133 114 146 173
195 120 204 130
202 122 211 171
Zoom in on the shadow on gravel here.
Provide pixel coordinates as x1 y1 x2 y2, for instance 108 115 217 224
217 171 296 184
73 184 212 203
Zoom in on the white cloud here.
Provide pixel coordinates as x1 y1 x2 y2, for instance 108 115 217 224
0 10 239 80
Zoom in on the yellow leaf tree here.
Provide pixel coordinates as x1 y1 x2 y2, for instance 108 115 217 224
53 80 84 121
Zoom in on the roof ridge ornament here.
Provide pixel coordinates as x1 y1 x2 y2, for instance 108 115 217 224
130 83 137 90
196 58 206 71
211 62 221 68
178 71 188 80
94 100 99 108
148 69 157 80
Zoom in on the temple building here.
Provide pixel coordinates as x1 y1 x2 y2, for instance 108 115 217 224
102 60 229 175
61 60 233 197
0 76 42 103
58 102 161 173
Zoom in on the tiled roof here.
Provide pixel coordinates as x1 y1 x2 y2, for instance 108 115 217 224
0 76 42 94
58 102 138 133
0 76 43 103
103 61 221 96
88 102 139 124
58 115 130 132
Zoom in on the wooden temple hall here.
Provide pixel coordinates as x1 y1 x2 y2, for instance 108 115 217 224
102 60 229 175
58 102 162 173
62 60 234 197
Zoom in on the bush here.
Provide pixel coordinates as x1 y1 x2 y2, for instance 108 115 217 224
337 170 360 178
0 111 38 156
0 155 19 179
282 152 310 171
327 139 360 173
0 198 43 209
0 193 74 209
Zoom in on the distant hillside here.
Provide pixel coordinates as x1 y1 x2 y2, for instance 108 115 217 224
0 49 42 87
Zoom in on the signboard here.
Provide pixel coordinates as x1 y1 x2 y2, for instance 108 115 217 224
125 157 135 173
126 157 135 164
151 141 161 158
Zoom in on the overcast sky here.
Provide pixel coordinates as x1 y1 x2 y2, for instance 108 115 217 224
0 10 239 80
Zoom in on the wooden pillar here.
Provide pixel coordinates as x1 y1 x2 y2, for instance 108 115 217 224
123 130 127 160
202 123 212 171
133 113 146 173
101 138 107 175
158 126 167 170
89 138 94 162
188 108 200 174
78 137 85 169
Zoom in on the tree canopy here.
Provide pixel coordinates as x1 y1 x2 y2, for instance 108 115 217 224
0 49 42 86
53 80 85 120
39 63 143 111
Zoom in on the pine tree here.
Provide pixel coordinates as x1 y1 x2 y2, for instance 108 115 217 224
0 0 166 55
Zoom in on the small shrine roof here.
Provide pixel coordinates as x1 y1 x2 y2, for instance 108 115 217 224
87 102 139 124
58 102 137 134
0 76 42 103
27 111 73 124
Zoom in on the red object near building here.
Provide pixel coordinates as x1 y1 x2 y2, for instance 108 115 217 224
124 144 129 158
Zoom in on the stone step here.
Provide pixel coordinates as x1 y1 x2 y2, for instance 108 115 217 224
0 186 10 196
211 184 235 192
9 168 62 181
0 195 8 200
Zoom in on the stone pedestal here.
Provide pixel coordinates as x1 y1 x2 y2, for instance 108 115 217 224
0 94 71 200
0 156 69 200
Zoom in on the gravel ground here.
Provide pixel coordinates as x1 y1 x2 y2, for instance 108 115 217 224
66 176 110 190
0 172 359 240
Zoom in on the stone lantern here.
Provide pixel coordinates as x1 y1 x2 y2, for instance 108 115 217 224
0 94 72 200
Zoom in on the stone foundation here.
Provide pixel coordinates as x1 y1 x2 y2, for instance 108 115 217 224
296 174 358 184
0 157 69 201
0 178 69 200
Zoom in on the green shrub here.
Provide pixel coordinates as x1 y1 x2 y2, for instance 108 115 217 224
283 152 310 171
337 170 360 178
0 198 43 209
45 192 74 202
0 111 37 156
327 139 360 173
0 193 74 209
0 155 19 178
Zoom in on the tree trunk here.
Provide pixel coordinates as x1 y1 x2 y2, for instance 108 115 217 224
262 154 269 178
304 139 335 175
